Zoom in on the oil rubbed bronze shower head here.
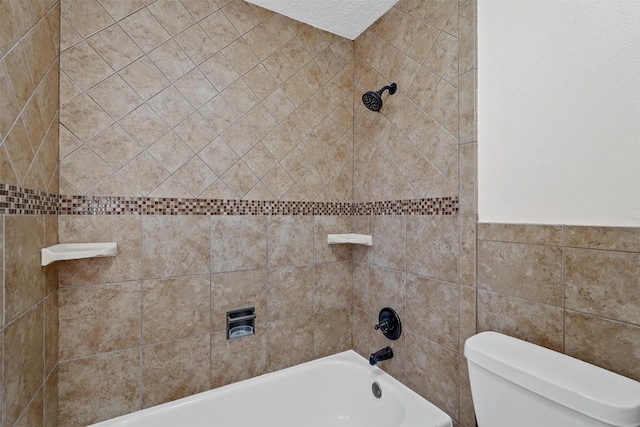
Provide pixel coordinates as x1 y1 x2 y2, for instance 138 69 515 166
362 83 397 112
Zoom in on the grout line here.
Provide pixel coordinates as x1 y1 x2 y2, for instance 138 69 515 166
562 225 566 354
139 214 144 409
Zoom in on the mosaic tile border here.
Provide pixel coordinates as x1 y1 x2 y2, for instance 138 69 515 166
0 183 59 215
1 184 458 216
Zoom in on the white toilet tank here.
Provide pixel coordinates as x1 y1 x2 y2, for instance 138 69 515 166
465 332 640 427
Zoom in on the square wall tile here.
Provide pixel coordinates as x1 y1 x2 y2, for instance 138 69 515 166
142 334 210 408
58 349 140 427
58 216 141 286
407 274 459 351
566 248 640 325
314 307 351 358
369 216 405 271
267 216 313 267
4 215 45 322
477 289 563 352
565 311 640 382
142 216 210 279
314 261 352 312
478 240 563 306
406 332 459 420
368 265 405 316
3 303 45 427
267 315 314 372
565 226 640 252
406 215 459 283
211 269 267 331
314 215 353 263
267 265 314 321
211 326 267 388
142 275 210 343
211 216 267 272
59 282 141 360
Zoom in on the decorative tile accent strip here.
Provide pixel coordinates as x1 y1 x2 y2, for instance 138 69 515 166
58 196 458 216
1 184 458 216
0 183 59 215
352 197 458 216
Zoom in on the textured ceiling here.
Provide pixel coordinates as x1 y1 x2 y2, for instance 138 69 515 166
245 0 399 40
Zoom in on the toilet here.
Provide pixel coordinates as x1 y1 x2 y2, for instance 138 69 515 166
464 331 640 427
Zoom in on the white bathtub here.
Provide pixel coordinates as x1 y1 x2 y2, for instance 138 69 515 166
90 350 452 427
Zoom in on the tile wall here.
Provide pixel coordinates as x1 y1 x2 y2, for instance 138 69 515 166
53 0 475 425
477 224 640 382
59 0 354 202
350 1 477 427
8 1 633 427
57 214 352 426
0 0 61 426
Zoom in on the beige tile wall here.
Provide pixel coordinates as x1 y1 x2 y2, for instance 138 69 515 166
477 224 640 382
1 0 60 192
56 214 352 426
353 0 466 203
54 1 479 425
59 0 354 202
1 1 60 427
351 1 477 427
351 214 476 427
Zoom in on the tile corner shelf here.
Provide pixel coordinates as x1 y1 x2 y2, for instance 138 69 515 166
41 242 118 266
327 234 372 246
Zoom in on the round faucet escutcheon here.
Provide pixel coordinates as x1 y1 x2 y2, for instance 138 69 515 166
374 307 401 340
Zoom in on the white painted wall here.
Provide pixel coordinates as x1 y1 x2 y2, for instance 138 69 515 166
245 0 397 40
478 0 640 226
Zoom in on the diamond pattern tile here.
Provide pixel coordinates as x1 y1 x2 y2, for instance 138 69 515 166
221 160 259 198
173 156 217 197
175 69 218 109
119 56 170 100
147 0 195 36
243 142 277 179
222 120 259 157
119 151 170 195
119 7 170 53
60 94 114 142
262 165 294 199
147 131 194 173
58 1 461 203
199 96 241 135
97 0 145 22
61 42 114 90
148 39 196 82
87 74 143 120
88 124 143 169
60 145 114 194
199 10 241 50
87 24 143 71
198 137 240 177
174 24 219 65
174 112 217 153
62 0 114 39
147 85 194 127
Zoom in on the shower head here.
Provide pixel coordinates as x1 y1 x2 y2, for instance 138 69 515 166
362 83 397 112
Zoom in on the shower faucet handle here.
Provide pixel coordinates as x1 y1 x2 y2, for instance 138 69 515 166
374 318 393 333
373 307 402 340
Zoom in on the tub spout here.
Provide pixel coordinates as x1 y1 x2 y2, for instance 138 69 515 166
369 347 393 365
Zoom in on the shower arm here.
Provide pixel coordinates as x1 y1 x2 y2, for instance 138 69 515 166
377 83 397 96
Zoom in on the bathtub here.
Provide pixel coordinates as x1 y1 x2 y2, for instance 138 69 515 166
90 350 452 427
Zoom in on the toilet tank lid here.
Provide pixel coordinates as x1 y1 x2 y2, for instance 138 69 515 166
465 332 640 427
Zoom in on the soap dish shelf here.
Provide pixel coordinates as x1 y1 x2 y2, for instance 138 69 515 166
327 234 372 246
41 242 118 266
